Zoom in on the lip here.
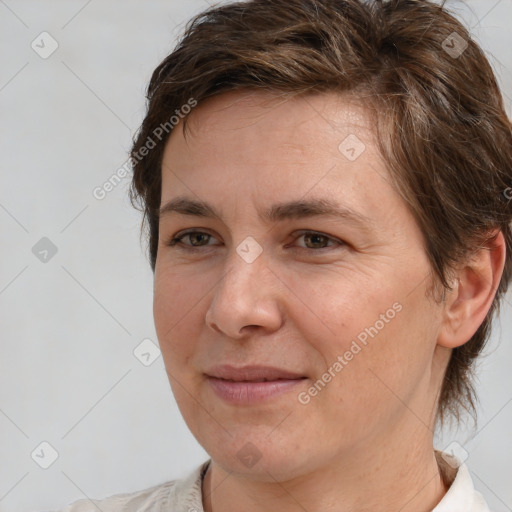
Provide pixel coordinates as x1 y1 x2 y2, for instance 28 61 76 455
206 364 306 381
205 365 307 405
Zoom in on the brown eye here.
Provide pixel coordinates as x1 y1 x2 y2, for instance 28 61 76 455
302 232 331 249
185 232 211 246
167 231 217 248
294 231 343 250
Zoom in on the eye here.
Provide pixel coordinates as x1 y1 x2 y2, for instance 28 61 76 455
291 230 344 250
164 229 345 252
166 230 217 249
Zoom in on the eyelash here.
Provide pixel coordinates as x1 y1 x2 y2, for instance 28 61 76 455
165 230 345 252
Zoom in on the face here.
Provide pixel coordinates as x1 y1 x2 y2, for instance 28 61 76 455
153 90 446 480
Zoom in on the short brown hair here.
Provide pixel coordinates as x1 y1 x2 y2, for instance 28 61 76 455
129 0 512 424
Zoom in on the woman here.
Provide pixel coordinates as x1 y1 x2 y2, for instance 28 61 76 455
58 0 512 510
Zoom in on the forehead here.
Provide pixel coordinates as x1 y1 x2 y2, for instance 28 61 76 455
159 90 400 228
162 90 381 182
181 89 376 149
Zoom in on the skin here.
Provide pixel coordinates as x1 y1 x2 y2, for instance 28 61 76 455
153 90 506 512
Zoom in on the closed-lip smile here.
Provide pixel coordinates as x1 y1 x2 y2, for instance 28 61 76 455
205 365 307 404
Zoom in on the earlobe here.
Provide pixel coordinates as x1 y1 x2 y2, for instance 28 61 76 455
437 230 506 349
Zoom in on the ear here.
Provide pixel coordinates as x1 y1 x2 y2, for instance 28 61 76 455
437 230 507 349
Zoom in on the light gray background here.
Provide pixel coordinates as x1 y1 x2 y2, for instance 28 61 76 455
0 1 510 511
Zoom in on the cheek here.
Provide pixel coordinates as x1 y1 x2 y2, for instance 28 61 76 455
153 265 208 367
312 289 439 429
283 263 394 359
293 263 438 410
153 269 209 427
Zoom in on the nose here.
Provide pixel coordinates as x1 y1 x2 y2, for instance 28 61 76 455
205 248 284 339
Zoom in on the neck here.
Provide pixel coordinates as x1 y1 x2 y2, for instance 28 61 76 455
202 425 448 512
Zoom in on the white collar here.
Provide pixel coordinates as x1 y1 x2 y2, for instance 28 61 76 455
433 453 489 512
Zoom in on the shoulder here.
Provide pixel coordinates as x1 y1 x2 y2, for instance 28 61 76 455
52 460 210 512
55 481 174 512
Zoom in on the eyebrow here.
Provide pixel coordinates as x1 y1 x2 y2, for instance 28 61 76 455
159 195 375 232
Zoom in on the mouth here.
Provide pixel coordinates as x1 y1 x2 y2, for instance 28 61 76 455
205 365 308 404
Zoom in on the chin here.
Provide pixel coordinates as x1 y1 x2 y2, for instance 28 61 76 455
195 422 322 481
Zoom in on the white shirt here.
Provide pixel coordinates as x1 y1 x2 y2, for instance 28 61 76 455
54 454 490 512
